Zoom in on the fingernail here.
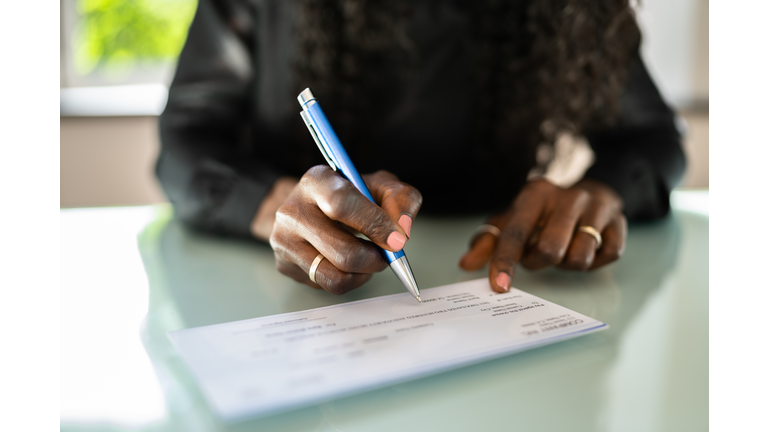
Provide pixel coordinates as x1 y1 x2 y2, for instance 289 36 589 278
398 215 412 238
387 231 407 251
495 272 510 292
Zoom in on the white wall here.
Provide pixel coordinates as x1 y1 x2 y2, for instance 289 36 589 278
635 0 709 108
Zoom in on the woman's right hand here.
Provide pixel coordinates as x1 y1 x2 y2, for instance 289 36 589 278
269 165 422 294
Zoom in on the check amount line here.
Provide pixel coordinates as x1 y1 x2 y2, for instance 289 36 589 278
230 317 328 335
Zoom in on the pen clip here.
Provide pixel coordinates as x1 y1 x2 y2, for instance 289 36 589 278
300 110 337 171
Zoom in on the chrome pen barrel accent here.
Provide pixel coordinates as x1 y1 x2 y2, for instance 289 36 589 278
299 110 336 171
390 255 421 302
298 88 316 109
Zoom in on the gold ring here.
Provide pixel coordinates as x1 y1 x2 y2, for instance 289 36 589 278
471 224 502 244
577 226 603 249
309 254 325 284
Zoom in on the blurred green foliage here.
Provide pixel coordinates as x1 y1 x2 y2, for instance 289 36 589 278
74 0 197 75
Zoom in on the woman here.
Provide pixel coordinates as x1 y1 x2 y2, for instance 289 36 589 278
157 0 685 294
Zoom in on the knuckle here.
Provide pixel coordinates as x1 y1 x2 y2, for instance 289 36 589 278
565 255 590 271
268 229 289 257
528 178 554 193
492 248 522 274
492 256 518 275
534 242 565 264
602 246 622 262
511 184 549 210
402 184 423 209
274 259 293 276
268 226 305 269
570 188 590 204
272 203 304 237
323 181 358 220
500 225 527 246
364 210 394 241
274 200 301 223
270 243 301 274
371 169 398 182
332 241 369 273
324 273 357 295
384 181 423 210
305 164 333 180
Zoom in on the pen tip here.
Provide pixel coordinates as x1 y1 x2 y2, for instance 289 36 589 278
417 295 422 303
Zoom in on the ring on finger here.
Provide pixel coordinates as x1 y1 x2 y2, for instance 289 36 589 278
309 253 325 284
577 225 603 249
471 224 502 244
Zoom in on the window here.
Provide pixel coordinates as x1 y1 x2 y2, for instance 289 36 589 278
61 0 197 88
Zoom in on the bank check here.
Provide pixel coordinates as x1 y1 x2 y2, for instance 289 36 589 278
168 278 607 421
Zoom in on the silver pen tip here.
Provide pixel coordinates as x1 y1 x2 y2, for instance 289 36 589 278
416 295 422 303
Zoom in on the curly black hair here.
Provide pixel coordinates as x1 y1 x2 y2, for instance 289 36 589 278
293 0 640 175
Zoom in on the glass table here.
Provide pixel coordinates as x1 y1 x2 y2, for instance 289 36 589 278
60 190 708 432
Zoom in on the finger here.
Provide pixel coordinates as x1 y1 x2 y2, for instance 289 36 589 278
558 202 614 271
489 185 548 292
274 260 324 290
590 215 626 270
459 214 507 271
458 232 497 271
520 188 589 270
364 170 423 238
301 204 389 274
273 238 374 295
310 166 408 252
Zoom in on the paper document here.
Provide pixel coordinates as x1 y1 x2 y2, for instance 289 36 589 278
168 278 607 421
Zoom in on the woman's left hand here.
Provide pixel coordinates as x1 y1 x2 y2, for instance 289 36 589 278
459 178 627 292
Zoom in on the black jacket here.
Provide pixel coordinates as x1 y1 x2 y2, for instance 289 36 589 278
157 0 686 237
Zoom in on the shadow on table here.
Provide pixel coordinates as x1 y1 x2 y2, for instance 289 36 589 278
129 209 695 432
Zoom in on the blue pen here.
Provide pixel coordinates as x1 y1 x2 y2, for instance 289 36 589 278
297 88 421 303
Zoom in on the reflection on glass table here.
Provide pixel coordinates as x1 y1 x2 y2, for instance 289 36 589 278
60 190 708 432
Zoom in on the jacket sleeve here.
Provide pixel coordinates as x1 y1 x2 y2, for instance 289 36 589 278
156 0 282 237
584 52 687 220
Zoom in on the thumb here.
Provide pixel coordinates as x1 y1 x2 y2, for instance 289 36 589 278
364 171 423 238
